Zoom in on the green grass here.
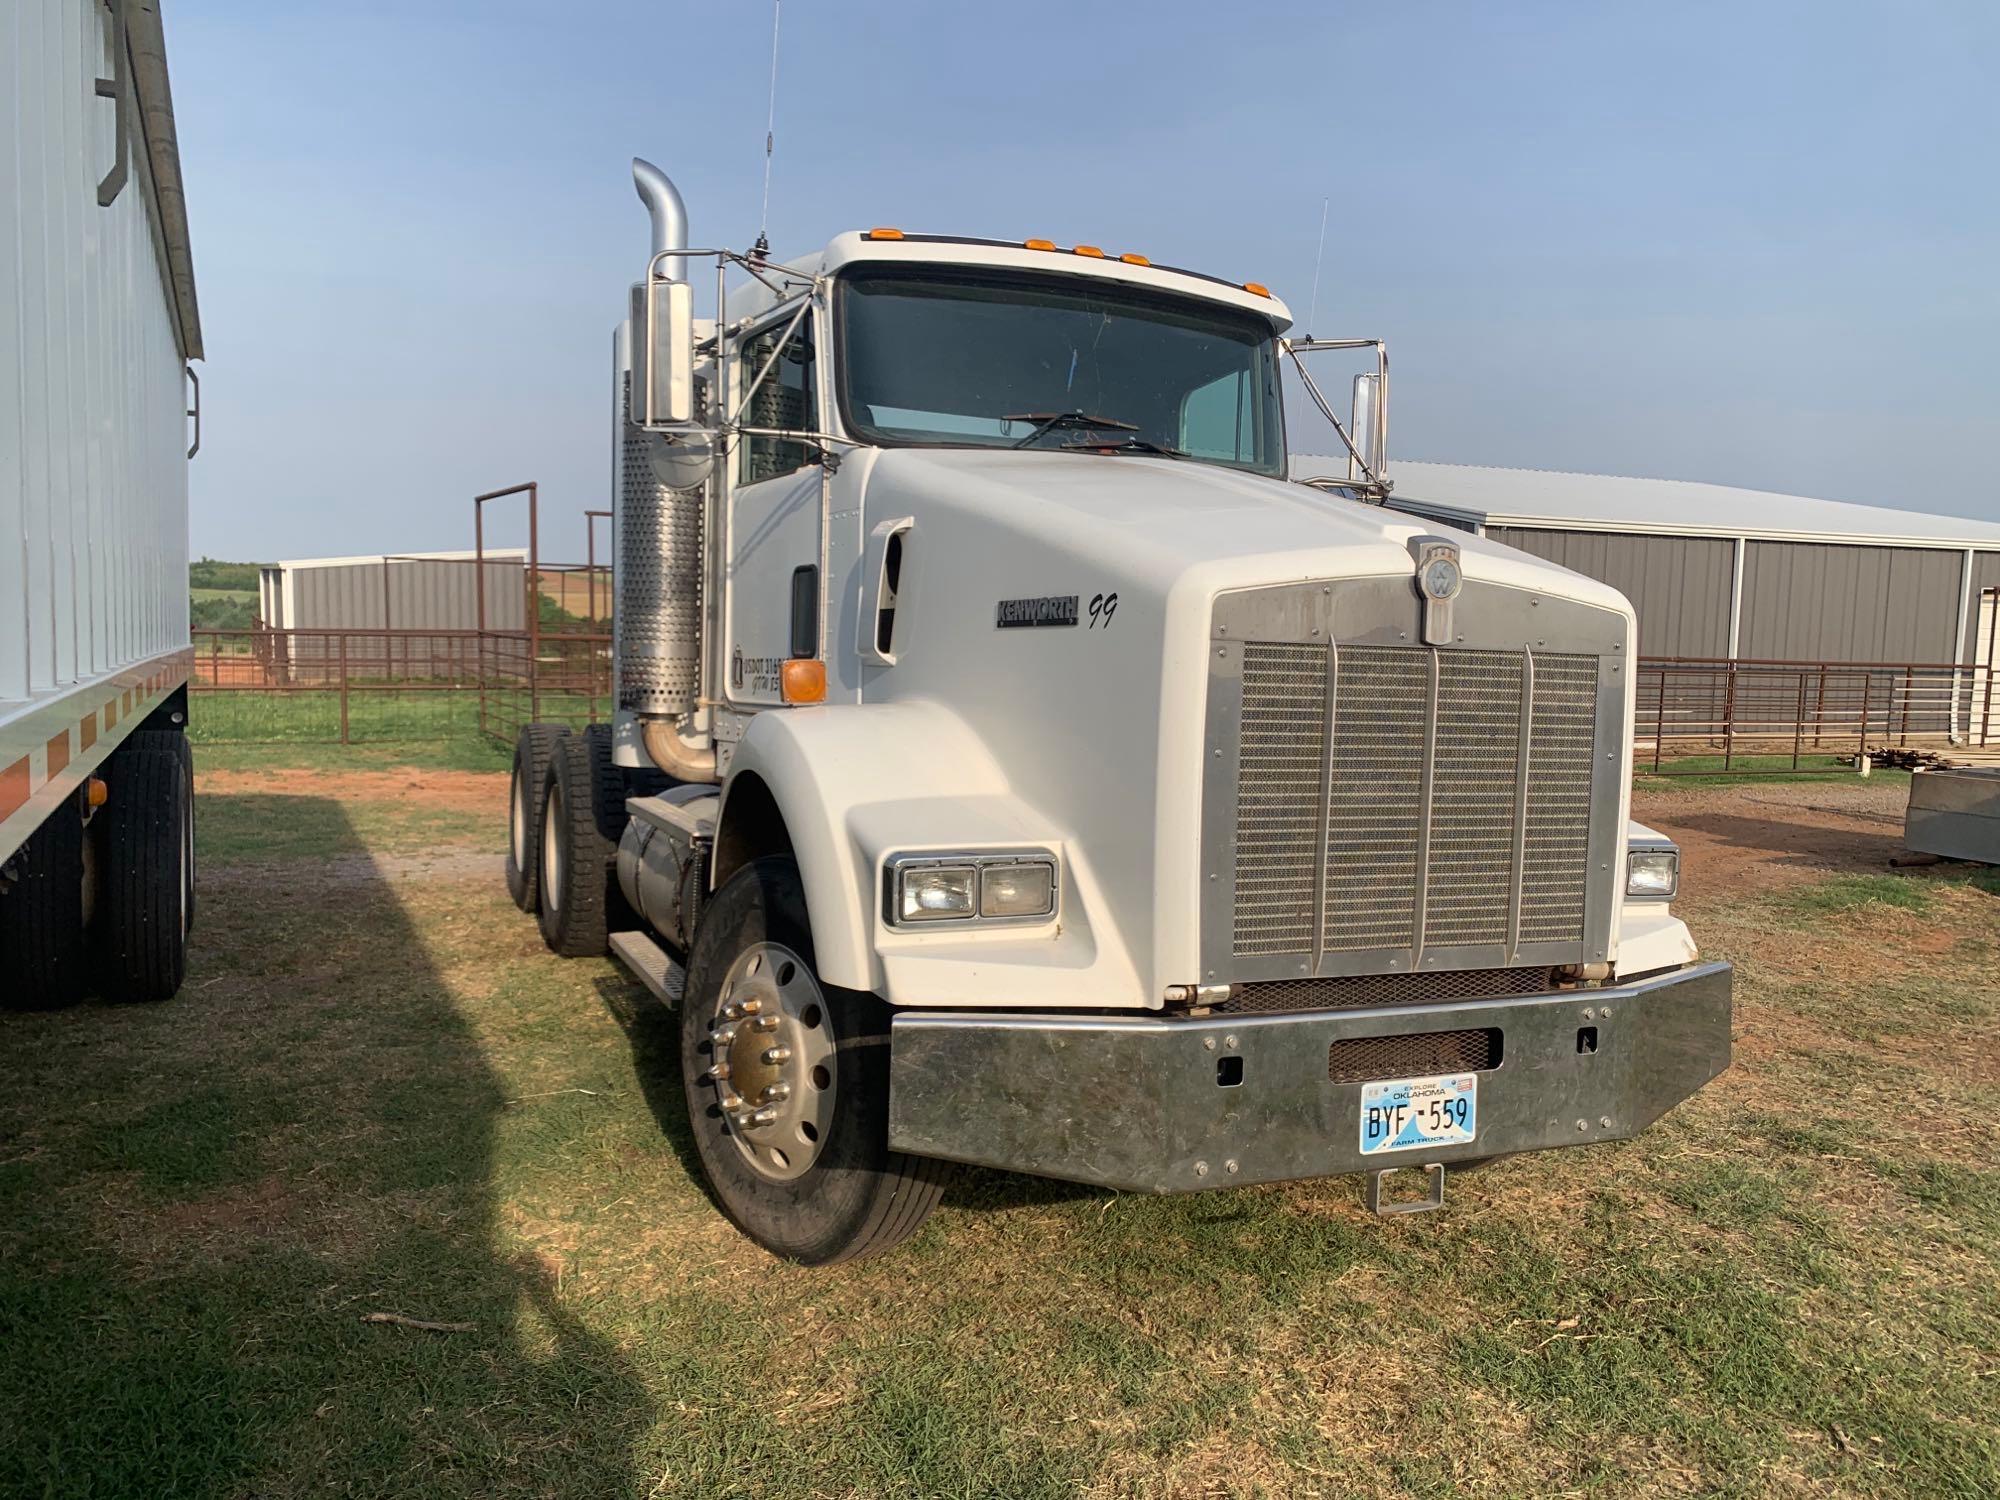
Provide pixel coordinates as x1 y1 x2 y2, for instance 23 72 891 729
0 770 1994 1496
1637 752 1912 789
188 689 606 754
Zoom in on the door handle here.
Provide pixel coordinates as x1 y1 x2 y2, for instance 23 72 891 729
185 365 200 459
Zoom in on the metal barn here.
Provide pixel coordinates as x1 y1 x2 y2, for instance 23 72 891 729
1291 459 2000 749
257 549 528 635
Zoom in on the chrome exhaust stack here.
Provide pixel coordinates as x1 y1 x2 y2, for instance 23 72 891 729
617 158 715 781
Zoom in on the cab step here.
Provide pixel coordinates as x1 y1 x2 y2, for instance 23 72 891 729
608 929 686 1006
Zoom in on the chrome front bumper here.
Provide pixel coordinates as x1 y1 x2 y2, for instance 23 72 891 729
886 962 1732 1193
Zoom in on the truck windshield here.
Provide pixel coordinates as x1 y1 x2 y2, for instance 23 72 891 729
837 267 1285 477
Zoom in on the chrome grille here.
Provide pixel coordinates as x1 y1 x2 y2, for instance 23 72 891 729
1522 654 1599 944
1228 641 1601 965
1322 647 1424 952
1230 645 1325 955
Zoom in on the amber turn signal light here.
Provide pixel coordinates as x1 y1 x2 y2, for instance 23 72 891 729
781 659 827 704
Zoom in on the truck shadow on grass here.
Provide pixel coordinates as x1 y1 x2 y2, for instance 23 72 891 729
593 973 1112 1221
0 794 649 1498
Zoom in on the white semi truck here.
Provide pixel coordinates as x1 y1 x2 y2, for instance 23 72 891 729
1 0 200 1008
506 160 1731 1262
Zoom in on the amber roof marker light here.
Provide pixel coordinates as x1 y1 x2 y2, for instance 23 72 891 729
867 227 905 240
1119 252 1150 266
1243 281 1271 297
1024 238 1057 251
1073 245 1106 258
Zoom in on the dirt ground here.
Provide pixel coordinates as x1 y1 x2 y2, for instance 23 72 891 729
1633 778 1917 895
3 761 1993 1498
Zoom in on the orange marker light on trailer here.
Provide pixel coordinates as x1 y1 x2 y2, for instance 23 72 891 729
1024 238 1057 251
867 227 905 240
1073 245 1106 258
1119 252 1150 266
781 659 827 704
1243 281 1271 297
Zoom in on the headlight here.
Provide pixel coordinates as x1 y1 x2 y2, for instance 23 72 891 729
980 860 1056 918
898 865 977 922
1626 845 1679 899
886 852 1058 927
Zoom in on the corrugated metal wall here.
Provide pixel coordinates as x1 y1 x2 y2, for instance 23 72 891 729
0 0 191 703
1485 528 1734 657
1966 551 2000 663
283 559 526 632
1740 541 1961 662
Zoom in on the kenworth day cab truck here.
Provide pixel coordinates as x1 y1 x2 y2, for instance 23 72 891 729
506 159 1732 1263
2 0 200 1009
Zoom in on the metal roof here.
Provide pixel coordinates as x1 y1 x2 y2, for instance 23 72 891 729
269 548 527 572
1290 458 2000 551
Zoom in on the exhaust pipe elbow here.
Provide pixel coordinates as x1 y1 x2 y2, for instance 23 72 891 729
632 157 688 284
641 717 717 784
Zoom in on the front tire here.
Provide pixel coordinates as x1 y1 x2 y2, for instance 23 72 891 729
679 857 950 1264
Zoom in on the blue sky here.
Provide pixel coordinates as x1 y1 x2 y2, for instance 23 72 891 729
170 0 2000 563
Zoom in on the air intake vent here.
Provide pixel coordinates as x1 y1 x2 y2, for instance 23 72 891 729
1327 1028 1502 1085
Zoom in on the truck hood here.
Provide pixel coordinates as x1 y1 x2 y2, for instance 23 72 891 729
862 447 1631 612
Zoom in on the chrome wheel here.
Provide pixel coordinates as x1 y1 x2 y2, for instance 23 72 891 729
540 780 564 911
510 764 527 869
705 941 838 1182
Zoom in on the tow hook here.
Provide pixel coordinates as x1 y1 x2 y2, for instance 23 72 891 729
1365 1162 1446 1216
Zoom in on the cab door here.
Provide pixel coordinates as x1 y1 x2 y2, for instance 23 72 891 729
723 302 827 706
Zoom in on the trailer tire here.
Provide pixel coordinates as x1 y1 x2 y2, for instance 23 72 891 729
94 739 193 1003
124 728 195 933
0 793 88 1009
536 731 614 957
506 723 567 912
680 857 951 1264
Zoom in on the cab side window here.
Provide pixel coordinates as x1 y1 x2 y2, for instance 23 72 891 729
737 310 817 484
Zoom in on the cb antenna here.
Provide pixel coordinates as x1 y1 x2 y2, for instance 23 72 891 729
1304 195 1329 339
753 0 782 261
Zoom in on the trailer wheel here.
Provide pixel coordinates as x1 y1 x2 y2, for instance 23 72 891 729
536 731 615 957
0 792 88 1009
679 857 951 1263
94 739 193 1003
506 723 567 912
124 729 195 933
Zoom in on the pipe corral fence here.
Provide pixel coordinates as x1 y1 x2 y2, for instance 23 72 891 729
190 482 614 745
189 484 1998 770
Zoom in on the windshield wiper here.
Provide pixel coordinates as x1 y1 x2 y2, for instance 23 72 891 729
1006 410 1140 448
1058 436 1189 460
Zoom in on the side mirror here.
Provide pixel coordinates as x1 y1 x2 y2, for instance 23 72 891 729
1350 371 1382 479
628 277 694 426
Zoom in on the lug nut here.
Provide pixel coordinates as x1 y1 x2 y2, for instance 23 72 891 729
761 1082 791 1103
720 1093 745 1113
710 1027 737 1048
722 1002 744 1021
761 1045 792 1065
739 997 764 1015
709 1062 731 1082
751 1016 780 1033
748 1107 778 1127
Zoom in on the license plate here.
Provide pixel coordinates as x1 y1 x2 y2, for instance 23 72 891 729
1359 1073 1477 1155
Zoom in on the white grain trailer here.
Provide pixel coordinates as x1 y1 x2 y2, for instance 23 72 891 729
1 0 202 1006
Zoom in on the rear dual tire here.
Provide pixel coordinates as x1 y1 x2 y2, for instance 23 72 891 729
0 729 193 1009
506 723 568 913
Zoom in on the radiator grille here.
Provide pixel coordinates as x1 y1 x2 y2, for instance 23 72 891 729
1327 1028 1502 1085
1229 641 1601 964
1218 966 1556 1015
1230 645 1326 955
